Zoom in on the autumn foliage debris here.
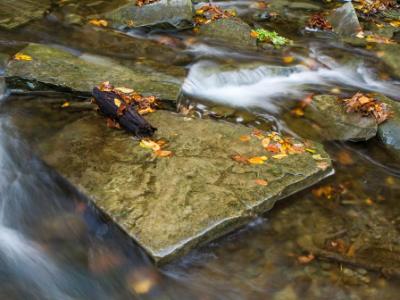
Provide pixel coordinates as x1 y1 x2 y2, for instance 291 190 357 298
343 92 390 124
353 0 397 14
99 81 158 116
307 13 332 31
194 4 236 26
135 0 160 7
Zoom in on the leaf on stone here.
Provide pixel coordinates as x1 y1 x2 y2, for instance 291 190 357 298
135 0 160 7
312 154 324 161
248 156 268 164
316 161 330 171
13 53 32 61
231 154 249 164
255 179 268 186
307 13 332 31
140 139 161 151
154 150 173 158
343 92 390 124
261 137 271 148
272 154 287 160
239 135 251 142
365 34 395 44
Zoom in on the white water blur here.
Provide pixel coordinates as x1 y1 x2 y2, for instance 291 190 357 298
182 57 400 113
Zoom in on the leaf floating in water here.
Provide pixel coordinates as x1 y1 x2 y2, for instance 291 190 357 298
13 53 32 61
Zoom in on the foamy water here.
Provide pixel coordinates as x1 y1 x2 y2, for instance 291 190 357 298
182 58 400 113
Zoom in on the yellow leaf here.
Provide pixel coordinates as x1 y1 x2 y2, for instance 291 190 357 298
139 139 161 151
282 56 294 64
61 102 70 108
390 20 400 28
248 156 267 164
114 87 134 94
114 98 122 107
239 135 251 142
89 19 108 27
305 148 316 154
13 53 32 61
312 154 324 161
255 179 268 186
261 137 271 148
272 154 287 159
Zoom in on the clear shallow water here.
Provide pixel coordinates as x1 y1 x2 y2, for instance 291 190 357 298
1 0 400 299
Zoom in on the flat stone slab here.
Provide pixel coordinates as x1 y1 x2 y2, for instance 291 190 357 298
10 102 333 264
0 0 50 29
102 0 193 29
5 43 183 100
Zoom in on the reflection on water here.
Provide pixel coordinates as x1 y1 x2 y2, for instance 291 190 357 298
1 0 400 299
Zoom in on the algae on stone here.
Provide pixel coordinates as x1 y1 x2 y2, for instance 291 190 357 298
10 101 333 264
198 18 257 50
102 0 193 29
0 0 50 29
5 43 183 101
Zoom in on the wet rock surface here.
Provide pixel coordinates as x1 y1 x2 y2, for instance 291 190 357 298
198 18 257 50
0 0 50 29
102 0 193 29
328 2 362 37
287 95 378 142
10 101 332 263
5 43 183 101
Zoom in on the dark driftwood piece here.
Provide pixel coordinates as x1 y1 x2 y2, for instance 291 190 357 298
92 87 156 138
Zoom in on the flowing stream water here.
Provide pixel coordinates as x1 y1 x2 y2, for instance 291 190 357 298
1 0 400 299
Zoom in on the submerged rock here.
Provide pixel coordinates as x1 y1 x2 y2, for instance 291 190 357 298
5 43 183 101
198 18 257 50
11 102 333 264
0 0 50 29
293 95 378 141
328 2 362 37
102 0 193 29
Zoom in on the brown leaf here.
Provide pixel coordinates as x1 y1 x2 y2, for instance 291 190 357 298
231 154 249 164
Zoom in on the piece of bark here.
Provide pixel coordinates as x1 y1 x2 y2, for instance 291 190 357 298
92 87 156 138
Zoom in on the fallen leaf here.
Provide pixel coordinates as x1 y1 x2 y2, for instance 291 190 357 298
140 139 161 151
154 150 173 157
282 56 294 64
297 254 315 264
337 150 354 165
239 135 251 142
272 154 287 159
312 154 324 161
248 156 268 164
231 154 249 164
305 148 316 154
390 20 400 27
255 179 268 186
114 98 122 108
88 19 108 27
61 102 70 108
13 53 32 61
261 137 271 148
316 161 330 171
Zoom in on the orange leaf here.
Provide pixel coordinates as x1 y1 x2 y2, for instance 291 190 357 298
155 150 173 157
89 19 108 27
231 154 249 164
239 135 251 142
255 179 268 186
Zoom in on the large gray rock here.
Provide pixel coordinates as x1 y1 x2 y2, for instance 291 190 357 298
102 0 193 29
198 18 257 50
376 44 400 79
5 43 183 101
375 94 400 156
299 95 378 141
10 101 333 264
328 2 362 37
0 0 50 29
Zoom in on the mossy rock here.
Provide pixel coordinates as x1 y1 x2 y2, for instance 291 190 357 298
11 101 333 264
5 43 183 101
198 18 257 50
0 0 50 29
